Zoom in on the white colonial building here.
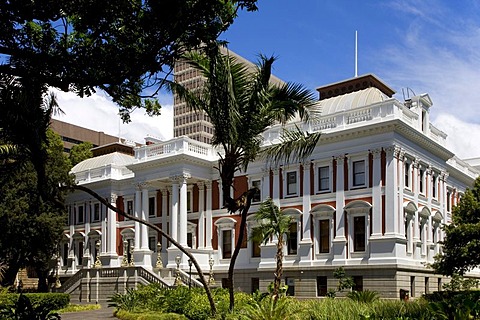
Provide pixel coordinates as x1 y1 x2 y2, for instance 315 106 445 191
60 74 478 301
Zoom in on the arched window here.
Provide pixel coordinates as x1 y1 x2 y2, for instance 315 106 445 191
311 205 335 255
404 202 417 255
282 209 302 256
345 201 372 256
215 218 236 259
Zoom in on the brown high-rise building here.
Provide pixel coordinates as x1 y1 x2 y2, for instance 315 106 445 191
173 48 283 144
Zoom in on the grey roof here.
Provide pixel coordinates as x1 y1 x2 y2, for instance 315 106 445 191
71 152 134 173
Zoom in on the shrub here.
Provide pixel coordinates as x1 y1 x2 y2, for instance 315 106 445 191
242 296 300 320
347 290 379 303
0 292 69 310
0 294 61 320
164 286 192 314
109 288 141 312
116 309 188 320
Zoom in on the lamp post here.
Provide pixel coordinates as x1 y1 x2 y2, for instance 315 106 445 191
188 259 192 290
155 242 163 269
208 256 215 285
94 240 102 268
174 255 182 286
121 239 128 267
54 248 61 289
129 242 135 266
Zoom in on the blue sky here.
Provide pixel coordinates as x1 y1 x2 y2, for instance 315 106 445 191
53 0 480 159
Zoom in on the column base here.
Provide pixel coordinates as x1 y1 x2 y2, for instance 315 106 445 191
100 253 120 267
298 240 313 266
133 250 153 269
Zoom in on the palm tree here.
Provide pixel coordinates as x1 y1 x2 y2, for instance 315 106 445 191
252 198 292 302
168 42 321 310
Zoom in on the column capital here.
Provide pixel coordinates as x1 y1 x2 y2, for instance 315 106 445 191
371 148 382 159
171 173 191 182
302 161 312 170
271 167 280 175
440 171 449 181
135 182 149 191
110 193 118 203
160 187 169 194
334 155 346 164
197 181 205 189
412 158 420 169
204 180 212 189
425 166 433 176
384 145 401 158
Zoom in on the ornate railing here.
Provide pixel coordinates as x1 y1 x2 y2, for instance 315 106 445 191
177 268 203 288
59 268 88 294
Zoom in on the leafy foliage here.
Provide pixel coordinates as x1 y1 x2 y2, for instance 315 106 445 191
347 290 380 303
334 267 355 293
252 198 292 301
432 177 480 276
69 141 93 167
242 296 300 320
0 1 258 120
0 294 62 320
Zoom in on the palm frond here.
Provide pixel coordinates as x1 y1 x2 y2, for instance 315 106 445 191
261 126 321 166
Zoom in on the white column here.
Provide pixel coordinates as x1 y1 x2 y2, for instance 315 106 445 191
426 167 433 246
385 146 399 236
170 178 179 246
106 194 119 266
107 194 118 254
218 179 223 209
272 168 280 207
198 182 205 249
398 150 406 238
334 155 346 240
141 184 149 250
101 201 107 254
371 149 382 237
302 162 312 241
205 181 213 249
412 160 420 242
179 174 190 247
262 168 270 201
85 202 91 266
161 188 168 252
134 186 142 250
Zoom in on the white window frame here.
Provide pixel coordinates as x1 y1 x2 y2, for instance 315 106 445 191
187 221 197 248
345 201 371 258
215 217 236 260
148 192 157 217
315 161 332 193
403 201 417 255
348 155 369 189
246 215 261 260
76 204 84 224
404 160 412 190
92 202 101 222
431 174 438 200
250 178 262 203
419 167 426 195
311 205 335 256
284 168 299 197
187 186 193 213
282 209 301 257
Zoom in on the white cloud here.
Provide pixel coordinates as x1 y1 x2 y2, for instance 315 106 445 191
433 113 480 159
377 0 480 159
51 88 173 144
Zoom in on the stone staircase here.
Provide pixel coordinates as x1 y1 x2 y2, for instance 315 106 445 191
56 266 203 304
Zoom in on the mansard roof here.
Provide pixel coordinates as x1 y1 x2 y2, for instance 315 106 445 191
319 86 389 115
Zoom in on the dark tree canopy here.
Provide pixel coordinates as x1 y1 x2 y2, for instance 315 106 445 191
69 141 93 167
0 129 72 291
0 0 258 120
432 177 480 276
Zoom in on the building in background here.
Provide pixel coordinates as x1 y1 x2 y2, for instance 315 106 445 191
59 72 479 303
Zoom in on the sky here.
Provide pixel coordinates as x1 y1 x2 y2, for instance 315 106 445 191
52 0 480 159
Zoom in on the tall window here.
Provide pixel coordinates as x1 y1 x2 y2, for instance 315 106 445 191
432 176 437 199
252 180 261 203
404 162 410 188
318 166 330 192
287 223 298 255
62 243 68 265
353 216 366 251
187 191 192 212
316 276 328 296
252 237 261 258
149 236 156 252
127 200 134 215
222 230 232 259
419 169 425 194
77 241 83 265
353 160 365 187
149 197 156 217
93 203 100 221
447 191 451 211
77 205 84 224
286 171 297 196
319 219 330 253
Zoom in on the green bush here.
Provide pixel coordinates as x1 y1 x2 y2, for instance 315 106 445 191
0 294 62 320
347 290 379 303
116 309 188 320
0 292 69 310
164 286 193 314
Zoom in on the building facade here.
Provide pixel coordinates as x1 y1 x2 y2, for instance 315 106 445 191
62 74 478 299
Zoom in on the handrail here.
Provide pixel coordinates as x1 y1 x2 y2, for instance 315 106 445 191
178 268 202 288
59 268 87 294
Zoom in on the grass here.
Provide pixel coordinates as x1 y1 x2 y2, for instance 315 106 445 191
56 303 101 313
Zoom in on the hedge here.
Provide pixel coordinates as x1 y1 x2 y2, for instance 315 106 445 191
0 293 70 310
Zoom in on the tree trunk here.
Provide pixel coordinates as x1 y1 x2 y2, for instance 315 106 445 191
227 188 256 311
36 268 48 292
273 239 284 303
63 185 217 316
